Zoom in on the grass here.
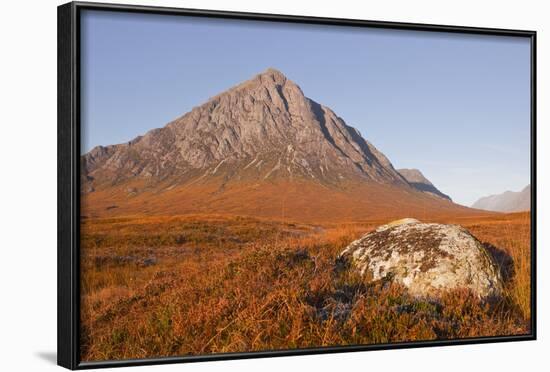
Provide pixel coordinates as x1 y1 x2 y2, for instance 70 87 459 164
80 212 531 361
453 213 531 320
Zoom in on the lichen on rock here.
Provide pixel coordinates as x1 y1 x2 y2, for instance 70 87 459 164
339 218 504 299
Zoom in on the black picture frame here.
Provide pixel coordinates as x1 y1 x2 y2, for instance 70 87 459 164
58 1 537 370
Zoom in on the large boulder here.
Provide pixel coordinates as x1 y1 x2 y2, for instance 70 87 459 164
339 218 503 298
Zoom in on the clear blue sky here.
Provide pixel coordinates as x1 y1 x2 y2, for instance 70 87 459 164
81 10 531 206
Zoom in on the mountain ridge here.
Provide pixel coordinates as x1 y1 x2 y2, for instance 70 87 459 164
472 185 530 212
397 168 452 201
81 68 484 221
82 68 411 192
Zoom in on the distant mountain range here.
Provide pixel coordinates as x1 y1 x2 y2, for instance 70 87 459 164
81 68 480 222
472 185 530 212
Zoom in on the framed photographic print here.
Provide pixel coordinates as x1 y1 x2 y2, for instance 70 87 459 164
58 1 536 369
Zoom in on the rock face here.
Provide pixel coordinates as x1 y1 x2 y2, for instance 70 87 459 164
339 218 503 298
397 168 451 201
472 185 530 212
82 68 408 190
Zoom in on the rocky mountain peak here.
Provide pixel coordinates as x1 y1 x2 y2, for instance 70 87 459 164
257 67 288 85
398 168 451 201
82 68 411 192
209 67 302 103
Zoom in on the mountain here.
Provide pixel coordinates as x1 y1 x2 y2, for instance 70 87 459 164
81 68 481 222
471 185 530 212
397 169 451 201
82 68 406 188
